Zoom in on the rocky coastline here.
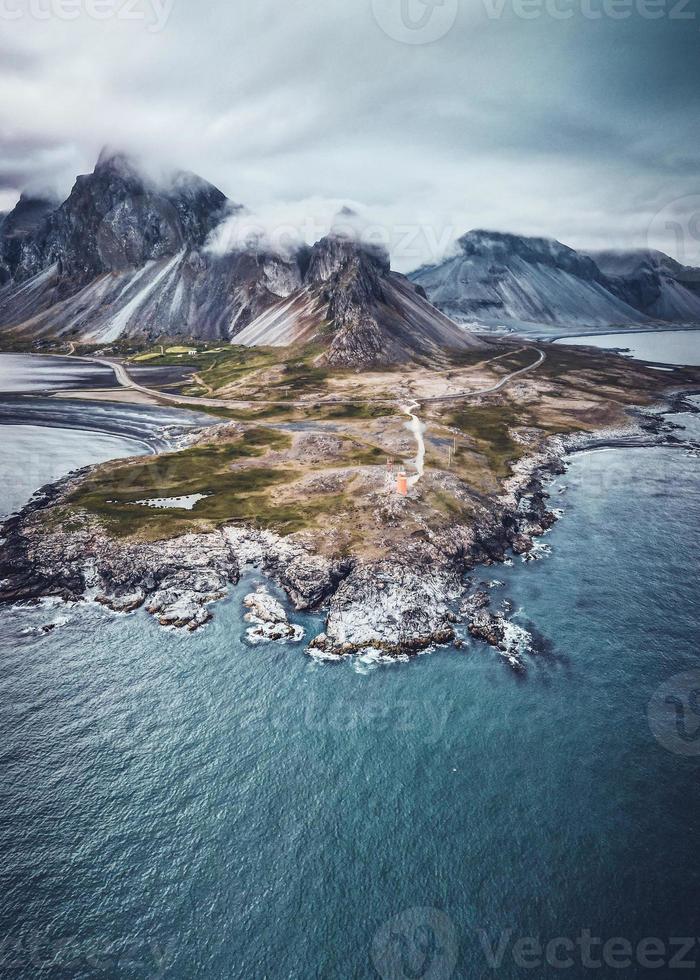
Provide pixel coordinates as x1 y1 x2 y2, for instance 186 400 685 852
1 391 697 667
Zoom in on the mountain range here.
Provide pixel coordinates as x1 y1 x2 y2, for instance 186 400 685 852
0 150 483 366
0 151 698 365
410 230 700 332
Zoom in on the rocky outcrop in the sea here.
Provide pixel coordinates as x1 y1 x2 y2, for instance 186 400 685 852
223 527 352 609
467 607 530 672
243 588 304 643
309 561 459 659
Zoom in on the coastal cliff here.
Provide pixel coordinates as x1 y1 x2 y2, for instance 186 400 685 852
0 429 574 663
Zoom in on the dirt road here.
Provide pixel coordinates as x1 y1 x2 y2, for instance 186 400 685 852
82 347 547 411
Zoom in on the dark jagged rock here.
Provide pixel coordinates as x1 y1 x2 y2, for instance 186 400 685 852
234 229 487 367
308 561 458 659
309 232 485 367
467 609 528 672
0 149 306 342
0 192 58 285
305 233 390 284
222 527 352 610
4 149 228 291
461 589 489 613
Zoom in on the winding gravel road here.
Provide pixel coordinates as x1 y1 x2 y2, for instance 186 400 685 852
85 346 547 411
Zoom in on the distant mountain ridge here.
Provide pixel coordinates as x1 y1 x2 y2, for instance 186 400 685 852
0 150 481 366
411 229 700 331
588 248 700 324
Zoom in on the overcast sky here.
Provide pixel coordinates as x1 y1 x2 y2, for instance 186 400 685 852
1 0 699 269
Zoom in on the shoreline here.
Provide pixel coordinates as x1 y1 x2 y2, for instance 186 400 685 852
0 391 218 454
548 323 700 342
1 388 697 666
460 387 699 666
0 405 155 456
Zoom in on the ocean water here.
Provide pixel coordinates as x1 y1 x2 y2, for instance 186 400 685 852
555 328 700 366
0 353 114 392
0 424 150 518
0 354 215 515
0 360 699 978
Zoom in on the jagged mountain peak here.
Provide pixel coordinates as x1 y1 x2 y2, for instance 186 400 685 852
3 192 57 234
94 146 142 179
334 205 359 220
0 192 59 286
88 148 229 216
170 167 228 203
305 232 390 285
17 189 59 206
11 150 231 288
233 228 483 367
0 151 306 343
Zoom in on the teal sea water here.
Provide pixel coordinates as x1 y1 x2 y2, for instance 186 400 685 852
0 356 699 978
554 327 700 366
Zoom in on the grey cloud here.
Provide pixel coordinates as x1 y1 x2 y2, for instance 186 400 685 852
0 0 698 266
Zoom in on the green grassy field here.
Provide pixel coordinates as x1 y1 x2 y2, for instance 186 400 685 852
64 424 388 540
442 402 527 477
66 428 298 538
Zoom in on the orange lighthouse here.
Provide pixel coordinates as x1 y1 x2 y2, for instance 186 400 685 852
396 471 408 496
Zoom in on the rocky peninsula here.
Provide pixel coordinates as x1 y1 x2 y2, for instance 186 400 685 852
1 398 693 669
1 338 698 669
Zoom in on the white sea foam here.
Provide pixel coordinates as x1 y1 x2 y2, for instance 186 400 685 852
522 540 552 562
